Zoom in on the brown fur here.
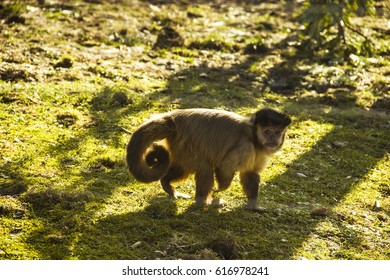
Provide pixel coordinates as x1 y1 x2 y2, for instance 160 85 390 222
126 108 291 210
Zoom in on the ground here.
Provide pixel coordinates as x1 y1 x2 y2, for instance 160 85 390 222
0 0 389 260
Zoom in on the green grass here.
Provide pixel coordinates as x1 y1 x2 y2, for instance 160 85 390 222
0 0 389 260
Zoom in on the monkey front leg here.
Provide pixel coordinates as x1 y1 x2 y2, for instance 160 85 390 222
240 171 266 212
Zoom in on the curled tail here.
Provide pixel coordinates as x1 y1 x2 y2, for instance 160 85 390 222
126 116 175 183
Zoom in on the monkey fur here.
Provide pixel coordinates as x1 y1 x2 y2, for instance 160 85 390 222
126 108 291 210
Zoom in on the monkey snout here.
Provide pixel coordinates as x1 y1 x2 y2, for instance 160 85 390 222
266 142 279 148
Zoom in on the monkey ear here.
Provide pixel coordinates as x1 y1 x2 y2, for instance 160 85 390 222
249 114 257 125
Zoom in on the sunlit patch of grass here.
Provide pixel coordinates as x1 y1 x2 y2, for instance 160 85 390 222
294 151 389 260
263 120 335 181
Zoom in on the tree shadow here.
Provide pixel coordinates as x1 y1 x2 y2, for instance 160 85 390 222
9 42 387 259
0 163 29 197
3 0 387 259
1 85 141 259
2 41 385 258
148 55 266 110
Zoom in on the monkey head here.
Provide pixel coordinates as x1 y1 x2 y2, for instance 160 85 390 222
251 108 292 153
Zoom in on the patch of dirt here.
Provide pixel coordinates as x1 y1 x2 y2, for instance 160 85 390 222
56 113 78 127
372 97 390 111
0 182 28 196
54 57 73 69
153 26 185 49
0 67 36 82
207 231 241 259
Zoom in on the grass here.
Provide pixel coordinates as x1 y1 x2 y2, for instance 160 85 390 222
0 0 389 260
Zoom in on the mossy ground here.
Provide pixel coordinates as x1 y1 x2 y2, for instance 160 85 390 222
0 0 389 260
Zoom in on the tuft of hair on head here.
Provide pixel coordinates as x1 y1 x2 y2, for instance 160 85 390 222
252 108 291 127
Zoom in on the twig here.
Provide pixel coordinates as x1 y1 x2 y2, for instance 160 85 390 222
345 23 370 41
120 127 132 134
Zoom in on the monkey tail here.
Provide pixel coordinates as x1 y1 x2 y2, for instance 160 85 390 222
126 117 174 183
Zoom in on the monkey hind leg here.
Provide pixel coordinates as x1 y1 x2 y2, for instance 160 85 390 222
194 166 215 206
161 165 190 199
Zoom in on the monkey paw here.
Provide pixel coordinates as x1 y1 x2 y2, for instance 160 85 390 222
211 198 226 207
246 200 266 213
251 206 267 213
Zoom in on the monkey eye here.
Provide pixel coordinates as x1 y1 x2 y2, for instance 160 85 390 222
274 130 281 136
264 129 272 135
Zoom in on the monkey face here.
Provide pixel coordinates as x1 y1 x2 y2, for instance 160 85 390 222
256 126 286 153
251 108 291 153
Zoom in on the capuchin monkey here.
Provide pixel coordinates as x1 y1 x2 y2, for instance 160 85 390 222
126 108 291 211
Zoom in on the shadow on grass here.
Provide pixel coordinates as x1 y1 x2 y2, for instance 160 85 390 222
0 85 141 258
1 49 386 258
70 122 387 259
154 59 262 109
2 46 384 259
2 25 387 258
